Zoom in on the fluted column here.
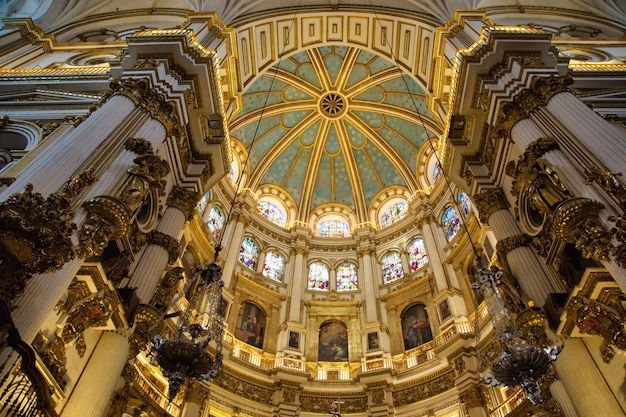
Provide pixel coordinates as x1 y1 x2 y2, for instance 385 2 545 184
132 186 199 303
553 338 623 417
60 331 130 417
549 379 579 417
221 212 248 289
421 220 449 292
358 248 378 323
473 188 557 305
288 246 307 322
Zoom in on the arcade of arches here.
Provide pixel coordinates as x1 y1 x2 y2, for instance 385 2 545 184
0 1 625 417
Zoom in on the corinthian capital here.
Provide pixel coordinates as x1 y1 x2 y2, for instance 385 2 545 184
472 188 510 224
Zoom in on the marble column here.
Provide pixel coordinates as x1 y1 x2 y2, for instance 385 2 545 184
288 246 307 322
132 186 199 303
549 379 579 417
473 188 557 305
60 331 130 417
358 248 378 323
552 338 623 417
421 220 449 293
221 212 248 289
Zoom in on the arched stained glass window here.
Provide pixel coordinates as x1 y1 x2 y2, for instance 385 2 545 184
262 250 285 282
257 200 286 227
197 192 210 215
459 192 471 215
238 237 259 269
336 262 358 291
308 262 329 291
432 161 442 184
408 238 429 271
443 207 461 241
380 201 408 228
316 219 350 238
381 252 404 283
206 205 225 239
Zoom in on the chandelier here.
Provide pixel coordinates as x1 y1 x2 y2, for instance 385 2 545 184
150 259 224 401
472 261 561 405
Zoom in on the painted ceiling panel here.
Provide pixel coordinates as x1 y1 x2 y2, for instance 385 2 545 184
230 44 440 224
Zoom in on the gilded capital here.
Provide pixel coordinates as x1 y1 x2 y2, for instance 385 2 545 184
166 185 201 220
459 385 486 409
75 196 131 259
472 188 510 223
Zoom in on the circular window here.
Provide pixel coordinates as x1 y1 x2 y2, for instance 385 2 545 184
319 92 347 118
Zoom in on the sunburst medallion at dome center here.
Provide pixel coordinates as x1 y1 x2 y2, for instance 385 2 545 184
319 92 346 118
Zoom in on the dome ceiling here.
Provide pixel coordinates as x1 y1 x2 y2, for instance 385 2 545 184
229 45 440 224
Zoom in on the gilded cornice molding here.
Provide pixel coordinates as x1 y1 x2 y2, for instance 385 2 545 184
166 185 201 221
147 230 181 264
472 188 509 224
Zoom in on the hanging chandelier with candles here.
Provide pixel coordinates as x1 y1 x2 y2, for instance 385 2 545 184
150 258 225 401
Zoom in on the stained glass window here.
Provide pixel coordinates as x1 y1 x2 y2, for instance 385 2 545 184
459 192 471 215
409 238 429 271
336 262 358 291
443 207 461 241
262 250 284 282
432 160 442 184
257 200 286 227
238 237 259 269
197 192 210 215
206 205 225 239
380 201 408 228
382 252 404 283
308 262 329 291
316 219 350 237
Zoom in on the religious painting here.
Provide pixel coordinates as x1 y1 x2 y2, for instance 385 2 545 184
438 299 451 322
288 331 300 349
401 304 433 350
318 321 348 362
235 302 265 348
367 332 379 351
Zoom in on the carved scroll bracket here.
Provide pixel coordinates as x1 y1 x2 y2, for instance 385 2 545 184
75 196 131 259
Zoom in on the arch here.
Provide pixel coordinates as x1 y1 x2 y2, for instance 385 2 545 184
377 198 409 229
315 214 351 238
255 184 297 227
307 261 329 291
381 251 404 283
309 204 356 236
401 303 433 350
318 321 348 362
234 301 266 348
257 197 287 227
238 236 259 270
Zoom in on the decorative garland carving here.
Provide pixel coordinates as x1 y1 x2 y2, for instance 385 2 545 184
147 230 180 264
584 166 626 267
166 185 201 221
392 369 455 406
0 169 97 301
495 234 532 256
459 385 485 409
75 196 131 258
472 188 510 223
551 198 612 263
213 370 274 404
300 394 367 413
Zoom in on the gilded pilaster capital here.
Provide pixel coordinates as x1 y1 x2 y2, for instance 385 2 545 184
166 185 201 220
472 188 509 223
495 234 532 257
147 230 180 264
459 385 486 409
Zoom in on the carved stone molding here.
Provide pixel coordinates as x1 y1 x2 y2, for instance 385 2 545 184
300 393 367 413
151 267 184 311
552 198 612 263
459 385 486 409
184 380 209 404
105 78 181 137
392 369 455 406
75 196 131 259
496 234 533 260
147 230 180 264
166 185 201 220
124 137 154 155
472 188 510 223
584 166 626 268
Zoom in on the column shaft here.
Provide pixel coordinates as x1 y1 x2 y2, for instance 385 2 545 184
288 251 305 322
422 222 448 292
221 219 245 289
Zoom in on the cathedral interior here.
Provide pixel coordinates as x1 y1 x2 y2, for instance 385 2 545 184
0 1 625 417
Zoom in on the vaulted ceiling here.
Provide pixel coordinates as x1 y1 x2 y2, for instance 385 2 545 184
229 45 438 223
